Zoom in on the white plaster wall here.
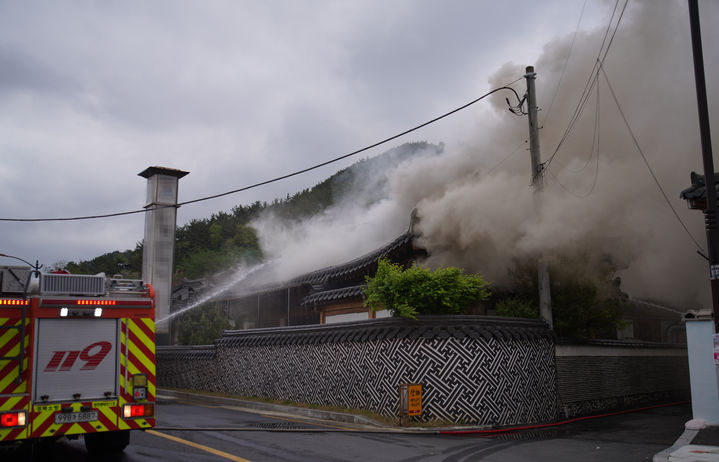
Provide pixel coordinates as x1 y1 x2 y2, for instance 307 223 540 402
686 319 719 424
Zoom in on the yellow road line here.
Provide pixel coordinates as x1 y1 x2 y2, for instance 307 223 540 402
146 429 252 462
258 413 356 431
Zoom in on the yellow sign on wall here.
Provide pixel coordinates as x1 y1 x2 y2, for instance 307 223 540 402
408 384 422 416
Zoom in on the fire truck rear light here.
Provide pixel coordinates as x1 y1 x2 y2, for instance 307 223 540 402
123 403 154 419
132 374 148 387
60 307 69 317
1 411 26 427
132 374 148 399
77 299 116 305
94 307 103 317
0 299 28 305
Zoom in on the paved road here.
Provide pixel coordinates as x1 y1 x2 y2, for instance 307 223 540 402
2 401 690 461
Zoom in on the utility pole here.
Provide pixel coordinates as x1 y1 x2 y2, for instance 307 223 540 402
525 65 553 329
688 0 719 327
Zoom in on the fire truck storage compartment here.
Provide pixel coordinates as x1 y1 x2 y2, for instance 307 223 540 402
34 318 120 402
0 266 32 293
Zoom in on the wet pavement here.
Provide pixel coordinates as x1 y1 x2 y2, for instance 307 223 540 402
0 392 696 461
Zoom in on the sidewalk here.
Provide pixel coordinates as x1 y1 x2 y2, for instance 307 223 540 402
156 388 389 429
655 424 719 461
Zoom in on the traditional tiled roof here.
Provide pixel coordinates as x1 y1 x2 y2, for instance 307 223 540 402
626 298 685 315
212 315 553 348
156 345 216 360
300 285 366 306
223 232 417 297
680 171 719 201
554 338 686 348
290 233 414 286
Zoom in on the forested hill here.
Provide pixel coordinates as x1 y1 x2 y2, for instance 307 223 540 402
65 141 443 280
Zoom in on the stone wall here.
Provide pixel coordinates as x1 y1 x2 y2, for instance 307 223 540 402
158 318 691 425
158 316 558 426
555 339 690 417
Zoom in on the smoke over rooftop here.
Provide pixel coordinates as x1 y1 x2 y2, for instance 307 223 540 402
252 0 717 308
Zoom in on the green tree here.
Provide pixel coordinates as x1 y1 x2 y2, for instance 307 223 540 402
364 258 490 319
496 297 538 319
495 255 623 338
174 223 262 280
177 302 231 345
65 245 142 278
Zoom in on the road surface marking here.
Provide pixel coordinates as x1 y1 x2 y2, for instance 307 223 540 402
147 429 252 462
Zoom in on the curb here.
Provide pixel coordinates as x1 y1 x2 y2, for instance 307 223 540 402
653 428 698 462
157 389 387 428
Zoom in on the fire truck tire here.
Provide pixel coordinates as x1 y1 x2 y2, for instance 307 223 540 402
84 430 130 454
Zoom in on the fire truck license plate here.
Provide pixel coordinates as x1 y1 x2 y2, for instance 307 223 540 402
54 411 98 424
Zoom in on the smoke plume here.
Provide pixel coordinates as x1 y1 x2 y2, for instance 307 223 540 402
253 0 717 308
251 144 441 282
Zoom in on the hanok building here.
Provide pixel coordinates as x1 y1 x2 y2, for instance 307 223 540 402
617 298 686 344
216 231 427 329
170 213 428 331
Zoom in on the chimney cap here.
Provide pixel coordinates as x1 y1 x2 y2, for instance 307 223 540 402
138 166 189 179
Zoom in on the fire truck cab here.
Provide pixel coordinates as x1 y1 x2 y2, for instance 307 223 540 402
0 266 156 453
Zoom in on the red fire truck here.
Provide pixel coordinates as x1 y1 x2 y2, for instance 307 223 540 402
0 266 156 453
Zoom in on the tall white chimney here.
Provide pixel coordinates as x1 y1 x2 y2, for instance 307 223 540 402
138 166 189 346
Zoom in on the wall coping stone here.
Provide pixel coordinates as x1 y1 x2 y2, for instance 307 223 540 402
212 315 553 348
157 344 216 360
557 338 687 349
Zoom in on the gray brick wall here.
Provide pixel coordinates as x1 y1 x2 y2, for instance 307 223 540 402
555 341 689 417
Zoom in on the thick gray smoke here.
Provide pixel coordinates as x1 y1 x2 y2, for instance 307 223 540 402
253 0 718 308
251 144 441 282
416 0 717 307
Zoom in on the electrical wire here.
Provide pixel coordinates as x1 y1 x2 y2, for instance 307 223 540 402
600 64 706 254
540 0 588 129
484 140 528 177
543 0 619 169
543 0 628 172
547 73 601 199
565 73 600 175
0 79 525 223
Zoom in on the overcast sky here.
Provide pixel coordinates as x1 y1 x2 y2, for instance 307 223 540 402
0 0 714 274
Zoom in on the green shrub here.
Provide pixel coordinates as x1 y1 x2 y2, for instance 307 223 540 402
364 258 490 319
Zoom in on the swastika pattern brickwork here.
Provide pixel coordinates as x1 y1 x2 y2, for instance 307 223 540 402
158 316 559 425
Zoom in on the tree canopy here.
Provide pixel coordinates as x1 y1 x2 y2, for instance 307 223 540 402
494 255 623 339
177 302 231 345
364 258 491 319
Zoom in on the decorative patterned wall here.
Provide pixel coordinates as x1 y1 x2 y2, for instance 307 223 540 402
159 316 559 426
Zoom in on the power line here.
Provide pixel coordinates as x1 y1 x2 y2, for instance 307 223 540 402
0 79 525 223
544 0 628 172
544 0 703 254
484 140 528 177
565 73 600 175
600 64 706 254
549 73 601 198
540 0 588 129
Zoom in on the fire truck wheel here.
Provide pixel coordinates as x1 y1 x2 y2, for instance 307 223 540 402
84 430 130 454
